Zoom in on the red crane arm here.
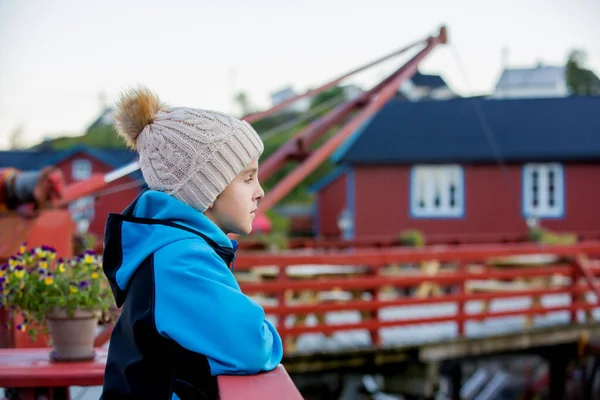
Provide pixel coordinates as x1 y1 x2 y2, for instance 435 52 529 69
259 26 447 183
258 26 448 212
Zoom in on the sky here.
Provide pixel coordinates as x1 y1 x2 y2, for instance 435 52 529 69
0 0 599 150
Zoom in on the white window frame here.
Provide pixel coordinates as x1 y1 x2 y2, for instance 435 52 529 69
410 164 464 218
72 159 92 181
522 163 564 218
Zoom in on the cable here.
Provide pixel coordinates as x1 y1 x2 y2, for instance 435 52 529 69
259 93 348 142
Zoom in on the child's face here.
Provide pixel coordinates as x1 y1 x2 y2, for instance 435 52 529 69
204 158 264 235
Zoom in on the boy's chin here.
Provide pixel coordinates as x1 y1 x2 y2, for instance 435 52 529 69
230 224 252 236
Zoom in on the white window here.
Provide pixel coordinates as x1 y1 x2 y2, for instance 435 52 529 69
72 159 92 181
523 163 564 218
411 165 464 218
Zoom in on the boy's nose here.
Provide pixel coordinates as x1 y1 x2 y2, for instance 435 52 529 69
255 184 265 201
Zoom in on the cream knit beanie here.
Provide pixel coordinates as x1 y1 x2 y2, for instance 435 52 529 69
113 86 264 212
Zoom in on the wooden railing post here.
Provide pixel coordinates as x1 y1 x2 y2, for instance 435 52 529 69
276 265 290 354
457 261 467 336
573 254 600 322
570 259 580 324
368 264 381 347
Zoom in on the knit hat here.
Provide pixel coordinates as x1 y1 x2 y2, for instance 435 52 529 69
114 86 264 212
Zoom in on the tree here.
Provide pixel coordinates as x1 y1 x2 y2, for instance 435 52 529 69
309 86 345 109
235 91 254 116
9 125 24 149
566 49 600 96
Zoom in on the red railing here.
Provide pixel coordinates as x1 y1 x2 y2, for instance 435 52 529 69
237 231 600 251
233 241 600 352
217 365 303 400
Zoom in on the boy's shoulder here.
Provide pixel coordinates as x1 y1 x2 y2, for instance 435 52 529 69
157 235 229 268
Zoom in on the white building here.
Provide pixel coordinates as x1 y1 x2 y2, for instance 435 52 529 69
492 65 569 99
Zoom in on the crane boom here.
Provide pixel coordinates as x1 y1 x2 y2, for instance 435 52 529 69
258 27 448 213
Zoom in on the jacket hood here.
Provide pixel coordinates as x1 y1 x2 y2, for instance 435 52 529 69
102 190 237 307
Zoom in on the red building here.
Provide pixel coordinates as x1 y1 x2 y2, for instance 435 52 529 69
0 145 143 239
311 96 600 242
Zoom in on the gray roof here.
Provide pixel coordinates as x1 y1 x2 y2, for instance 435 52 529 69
495 66 565 89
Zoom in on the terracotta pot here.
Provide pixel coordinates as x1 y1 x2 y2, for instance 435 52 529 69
46 308 99 362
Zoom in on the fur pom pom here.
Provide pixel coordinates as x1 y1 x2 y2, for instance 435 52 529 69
114 86 165 149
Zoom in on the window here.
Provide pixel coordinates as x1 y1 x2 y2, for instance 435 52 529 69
523 163 564 218
72 159 92 181
410 165 464 218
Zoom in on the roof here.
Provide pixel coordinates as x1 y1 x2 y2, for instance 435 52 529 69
0 149 58 170
0 144 144 181
411 71 448 89
338 96 600 165
308 166 350 193
495 66 565 89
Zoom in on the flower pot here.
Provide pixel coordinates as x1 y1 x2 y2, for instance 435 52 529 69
46 308 99 362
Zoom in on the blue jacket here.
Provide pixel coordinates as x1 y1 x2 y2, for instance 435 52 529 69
100 190 283 400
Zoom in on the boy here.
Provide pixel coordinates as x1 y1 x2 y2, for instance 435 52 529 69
100 87 283 399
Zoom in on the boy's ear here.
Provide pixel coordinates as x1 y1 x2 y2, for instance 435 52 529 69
207 202 214 209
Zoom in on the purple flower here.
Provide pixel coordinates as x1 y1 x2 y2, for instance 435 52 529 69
78 280 91 289
0 264 7 271
14 265 23 271
0 277 5 285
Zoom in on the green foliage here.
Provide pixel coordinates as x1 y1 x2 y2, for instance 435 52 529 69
566 50 600 96
73 233 99 255
0 244 114 340
397 229 426 247
43 124 126 150
529 227 578 245
254 232 289 251
310 86 345 110
266 210 290 234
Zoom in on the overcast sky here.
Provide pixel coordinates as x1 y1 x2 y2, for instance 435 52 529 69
1 0 598 150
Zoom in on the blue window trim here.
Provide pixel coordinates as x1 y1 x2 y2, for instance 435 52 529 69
409 165 466 219
521 163 566 220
